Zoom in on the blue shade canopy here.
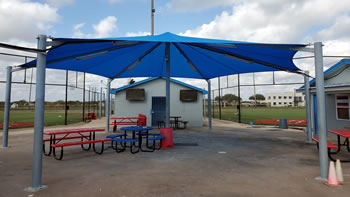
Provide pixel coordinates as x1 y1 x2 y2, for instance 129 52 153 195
21 32 305 79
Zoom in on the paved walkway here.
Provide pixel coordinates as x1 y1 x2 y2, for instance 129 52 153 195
1 118 349 197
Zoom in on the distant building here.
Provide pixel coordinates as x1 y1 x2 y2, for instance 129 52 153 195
10 103 18 109
110 77 207 127
265 91 305 107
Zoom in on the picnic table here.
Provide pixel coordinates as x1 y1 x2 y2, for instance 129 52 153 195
43 128 109 160
110 114 146 132
313 130 350 162
170 116 181 129
329 129 350 154
109 126 164 153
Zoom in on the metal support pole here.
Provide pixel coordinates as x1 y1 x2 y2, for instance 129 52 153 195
238 74 241 123
207 80 212 130
27 34 48 192
103 93 105 117
64 70 68 125
212 90 215 118
165 42 170 128
106 79 111 132
2 66 12 148
88 87 90 113
314 42 328 180
28 68 34 103
151 0 155 36
99 87 102 119
253 73 257 106
218 77 222 120
304 71 312 143
82 73 85 120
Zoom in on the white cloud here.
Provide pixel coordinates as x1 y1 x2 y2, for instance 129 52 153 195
315 15 350 41
72 23 86 37
93 16 118 38
165 0 236 12
0 0 59 43
125 31 150 37
46 0 75 8
178 0 350 98
73 16 118 38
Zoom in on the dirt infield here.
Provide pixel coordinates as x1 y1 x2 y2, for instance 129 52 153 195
254 119 307 126
0 122 34 129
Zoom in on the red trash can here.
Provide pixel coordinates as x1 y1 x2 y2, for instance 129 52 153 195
160 128 174 149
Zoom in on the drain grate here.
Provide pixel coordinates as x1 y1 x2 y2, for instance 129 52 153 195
174 143 198 146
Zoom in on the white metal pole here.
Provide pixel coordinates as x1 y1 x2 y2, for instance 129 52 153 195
207 80 212 130
314 42 328 180
2 66 12 147
99 87 102 119
304 71 312 143
165 42 170 128
106 79 111 132
27 34 47 192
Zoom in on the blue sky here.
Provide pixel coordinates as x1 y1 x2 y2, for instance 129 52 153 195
38 0 229 38
1 0 350 101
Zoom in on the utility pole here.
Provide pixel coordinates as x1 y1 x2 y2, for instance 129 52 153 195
151 0 155 36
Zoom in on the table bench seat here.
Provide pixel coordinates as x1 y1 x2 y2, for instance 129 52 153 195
312 137 338 149
312 137 339 162
51 139 112 160
106 134 127 138
43 135 90 142
50 139 111 148
112 137 139 154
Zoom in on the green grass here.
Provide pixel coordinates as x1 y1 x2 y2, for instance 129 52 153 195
206 106 306 125
0 110 84 127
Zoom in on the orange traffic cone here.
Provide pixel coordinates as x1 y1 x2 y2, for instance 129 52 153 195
336 159 344 184
327 161 339 186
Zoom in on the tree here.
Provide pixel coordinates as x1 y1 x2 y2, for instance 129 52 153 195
249 94 265 103
215 94 241 103
222 94 241 103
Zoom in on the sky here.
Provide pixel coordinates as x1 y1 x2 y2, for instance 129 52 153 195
1 0 350 102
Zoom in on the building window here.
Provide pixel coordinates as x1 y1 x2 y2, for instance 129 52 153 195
278 96 282 99
273 102 276 105
289 96 292 99
284 96 287 99
279 102 282 105
289 102 292 104
268 96 271 99
336 95 350 120
273 96 276 99
284 102 287 104
295 97 302 102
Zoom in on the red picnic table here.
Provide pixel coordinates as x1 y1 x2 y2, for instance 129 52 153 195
43 128 109 160
328 129 350 162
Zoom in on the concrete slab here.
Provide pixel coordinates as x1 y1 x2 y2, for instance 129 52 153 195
0 118 349 197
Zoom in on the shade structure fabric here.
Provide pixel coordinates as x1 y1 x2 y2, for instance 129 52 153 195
21 32 305 79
